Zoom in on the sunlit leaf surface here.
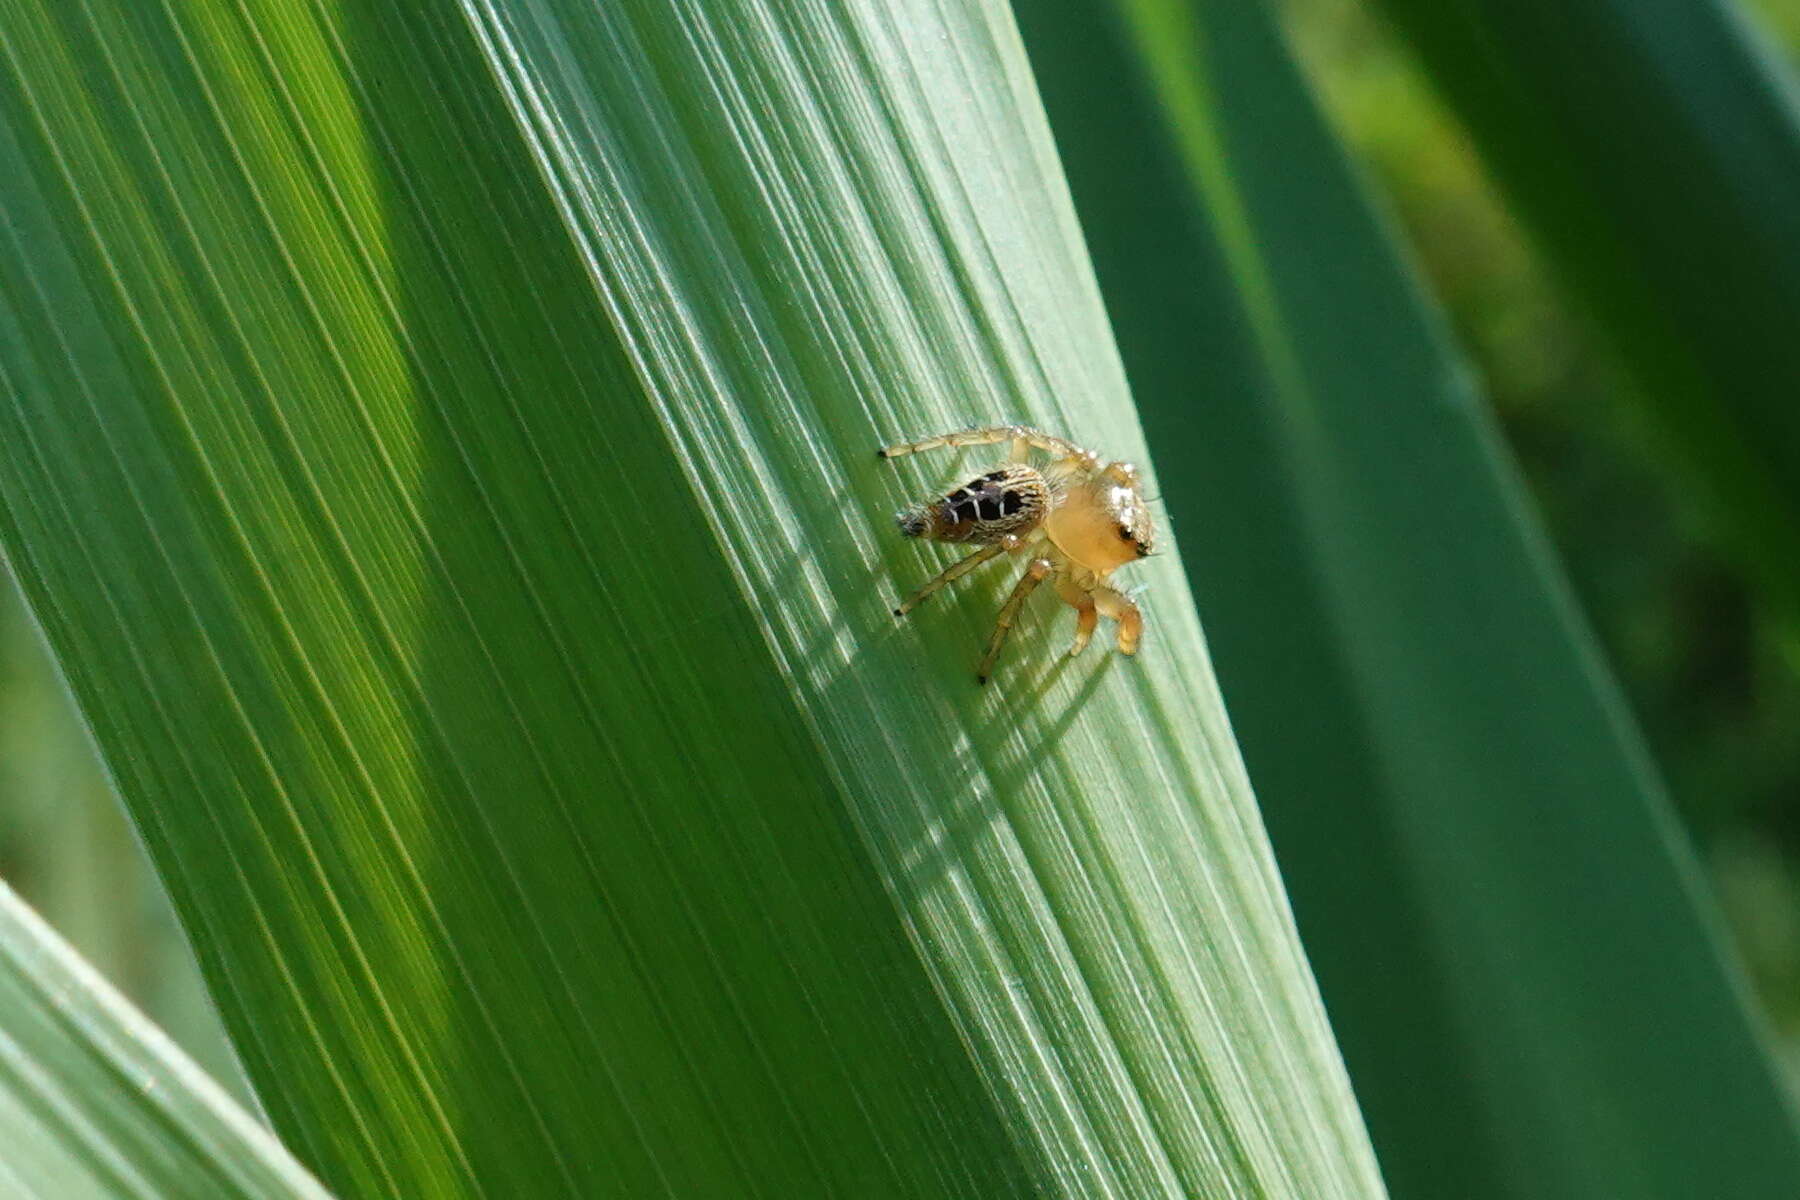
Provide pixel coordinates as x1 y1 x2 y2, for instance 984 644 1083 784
0 0 1384 1195
0 877 330 1199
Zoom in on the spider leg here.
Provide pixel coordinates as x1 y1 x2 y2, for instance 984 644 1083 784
977 557 1053 684
1044 452 1099 483
1069 598 1098 656
1054 575 1097 656
877 424 1093 463
894 543 1007 616
1094 585 1143 656
1100 460 1141 487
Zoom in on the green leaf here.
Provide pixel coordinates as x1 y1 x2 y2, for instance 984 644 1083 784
2 560 254 1114
0 0 1383 1196
1018 0 1800 1197
0 875 329 1198
1364 0 1800 625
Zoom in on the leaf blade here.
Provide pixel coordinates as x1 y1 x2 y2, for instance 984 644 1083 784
0 876 330 1200
1367 0 1800 624
0 0 1385 1195
1018 0 1800 1195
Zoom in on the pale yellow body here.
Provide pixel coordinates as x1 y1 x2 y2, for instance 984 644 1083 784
878 424 1152 682
1044 479 1146 574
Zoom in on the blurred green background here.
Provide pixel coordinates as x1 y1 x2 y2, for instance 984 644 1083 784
1274 0 1800 1071
2 0 1797 1104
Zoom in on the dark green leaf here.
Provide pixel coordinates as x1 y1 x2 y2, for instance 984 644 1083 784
1367 0 1800 624
1019 0 1800 1196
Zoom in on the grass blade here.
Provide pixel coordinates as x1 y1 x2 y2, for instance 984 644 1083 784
1019 0 1800 1196
0 0 1385 1194
1367 0 1800 623
0 875 329 1199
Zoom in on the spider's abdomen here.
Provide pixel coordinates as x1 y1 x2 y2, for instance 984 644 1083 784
896 464 1049 544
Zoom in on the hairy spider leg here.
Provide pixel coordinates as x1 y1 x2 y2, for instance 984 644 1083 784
1100 460 1141 487
894 543 1007 616
1094 585 1143 656
877 424 1095 465
1070 600 1099 656
977 557 1054 683
1044 452 1101 484
1053 574 1098 656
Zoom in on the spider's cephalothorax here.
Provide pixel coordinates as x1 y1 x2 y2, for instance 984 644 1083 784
877 423 1153 683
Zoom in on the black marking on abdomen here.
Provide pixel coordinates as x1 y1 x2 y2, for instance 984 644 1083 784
919 464 1050 542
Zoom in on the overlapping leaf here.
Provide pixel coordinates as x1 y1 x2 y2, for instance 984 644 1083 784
0 877 329 1199
1018 1 1800 1196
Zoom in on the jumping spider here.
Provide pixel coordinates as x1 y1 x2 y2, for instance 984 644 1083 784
877 424 1153 683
